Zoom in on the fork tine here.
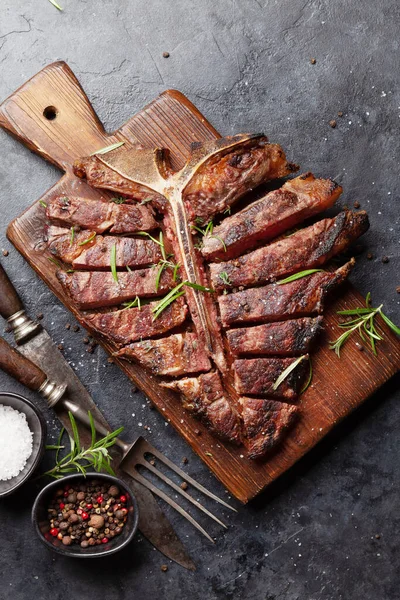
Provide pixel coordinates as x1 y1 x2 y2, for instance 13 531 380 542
139 457 228 529
130 470 215 543
140 440 237 512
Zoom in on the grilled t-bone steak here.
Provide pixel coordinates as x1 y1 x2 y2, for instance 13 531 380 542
43 133 369 459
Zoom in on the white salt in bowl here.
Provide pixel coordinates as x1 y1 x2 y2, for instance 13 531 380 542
0 392 46 497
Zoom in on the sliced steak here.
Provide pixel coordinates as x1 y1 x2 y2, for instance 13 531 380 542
162 371 242 445
47 226 162 269
84 297 188 346
202 172 342 260
210 211 369 290
57 269 174 309
233 356 309 399
116 332 211 376
183 135 298 222
240 397 298 459
219 260 354 327
227 317 323 356
73 154 165 206
46 195 157 234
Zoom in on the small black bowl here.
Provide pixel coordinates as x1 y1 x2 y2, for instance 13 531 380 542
32 473 139 558
0 391 47 498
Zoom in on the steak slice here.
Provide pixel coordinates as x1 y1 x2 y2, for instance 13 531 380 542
219 260 354 327
227 317 323 357
210 211 369 291
182 135 298 222
162 372 242 445
202 172 342 260
46 195 157 234
233 356 309 399
116 332 211 376
240 397 298 459
73 154 166 206
84 297 188 346
47 226 162 270
57 269 174 309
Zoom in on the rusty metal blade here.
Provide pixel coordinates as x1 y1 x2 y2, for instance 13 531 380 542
17 327 195 569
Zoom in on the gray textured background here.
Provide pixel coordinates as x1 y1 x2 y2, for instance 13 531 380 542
0 1 399 599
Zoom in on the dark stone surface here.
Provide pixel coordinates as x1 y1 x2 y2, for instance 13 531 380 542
0 1 399 598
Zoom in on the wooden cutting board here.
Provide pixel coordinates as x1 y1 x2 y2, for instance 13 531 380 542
1 62 399 503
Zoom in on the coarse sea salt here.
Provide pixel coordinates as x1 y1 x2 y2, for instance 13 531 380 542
0 404 33 481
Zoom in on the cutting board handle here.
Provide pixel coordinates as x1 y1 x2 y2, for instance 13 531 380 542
0 61 118 171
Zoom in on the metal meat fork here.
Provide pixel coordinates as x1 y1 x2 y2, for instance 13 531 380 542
61 398 237 543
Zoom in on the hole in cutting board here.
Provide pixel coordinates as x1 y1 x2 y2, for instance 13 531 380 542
43 106 58 120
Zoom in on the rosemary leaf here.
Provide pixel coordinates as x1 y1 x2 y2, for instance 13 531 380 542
110 197 126 204
152 280 212 320
272 355 307 391
78 232 96 246
48 0 63 10
300 357 313 394
218 271 232 286
277 269 325 285
330 293 400 356
39 200 47 208
70 226 75 246
110 243 118 283
91 141 124 156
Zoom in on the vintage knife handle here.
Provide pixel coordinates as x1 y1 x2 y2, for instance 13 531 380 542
0 336 66 403
0 262 41 344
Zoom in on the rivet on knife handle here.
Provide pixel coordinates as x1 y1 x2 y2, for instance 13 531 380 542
0 262 41 344
0 335 66 403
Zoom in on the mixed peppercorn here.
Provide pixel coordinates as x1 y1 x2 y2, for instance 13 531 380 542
46 480 129 548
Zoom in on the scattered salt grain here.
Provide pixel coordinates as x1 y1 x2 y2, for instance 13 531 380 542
0 404 33 480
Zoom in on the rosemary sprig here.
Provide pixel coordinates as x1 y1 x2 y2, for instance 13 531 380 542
277 269 325 285
152 280 212 320
39 200 47 208
272 355 307 391
78 232 97 246
190 220 227 252
48 0 63 10
91 141 124 156
110 197 126 204
330 292 400 356
122 296 141 310
218 271 232 286
43 411 123 479
70 226 75 246
110 243 118 283
138 231 179 291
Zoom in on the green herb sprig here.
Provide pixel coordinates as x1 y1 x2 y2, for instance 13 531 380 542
152 280 212 320
91 141 124 156
44 412 123 479
191 220 227 252
330 293 400 356
272 355 307 391
48 0 63 10
137 231 179 290
78 232 97 246
110 243 118 283
110 197 126 204
277 269 325 285
218 271 232 286
70 226 75 246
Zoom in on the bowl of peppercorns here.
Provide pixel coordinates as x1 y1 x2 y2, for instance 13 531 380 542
32 473 139 557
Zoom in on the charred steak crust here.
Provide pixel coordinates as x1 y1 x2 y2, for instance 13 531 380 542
218 260 355 327
47 195 157 234
233 356 309 399
116 333 211 377
226 317 323 357
161 372 242 445
45 131 369 460
210 211 369 291
83 297 188 346
47 226 162 270
201 172 343 261
241 397 298 459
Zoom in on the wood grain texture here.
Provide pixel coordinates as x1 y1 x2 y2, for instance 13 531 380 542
2 62 400 502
